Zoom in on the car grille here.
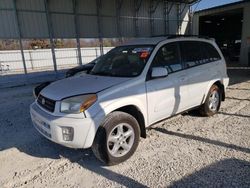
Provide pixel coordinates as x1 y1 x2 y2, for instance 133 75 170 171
37 95 56 112
33 119 52 138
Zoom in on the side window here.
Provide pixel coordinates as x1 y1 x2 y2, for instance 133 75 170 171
180 41 204 68
152 42 182 73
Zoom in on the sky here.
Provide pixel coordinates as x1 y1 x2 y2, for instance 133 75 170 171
192 0 242 11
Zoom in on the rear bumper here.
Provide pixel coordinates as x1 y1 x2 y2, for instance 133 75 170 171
30 102 96 149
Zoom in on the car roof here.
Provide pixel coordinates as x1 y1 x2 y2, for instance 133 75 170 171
120 35 214 46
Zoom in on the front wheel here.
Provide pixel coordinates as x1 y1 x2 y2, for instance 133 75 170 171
199 84 221 116
92 111 140 165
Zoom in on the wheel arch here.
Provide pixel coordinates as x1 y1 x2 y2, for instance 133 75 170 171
213 80 225 101
112 105 146 138
202 79 226 104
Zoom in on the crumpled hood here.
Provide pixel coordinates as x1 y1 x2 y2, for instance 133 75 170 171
40 74 131 100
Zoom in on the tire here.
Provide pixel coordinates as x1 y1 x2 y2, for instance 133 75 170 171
92 111 140 165
199 84 221 117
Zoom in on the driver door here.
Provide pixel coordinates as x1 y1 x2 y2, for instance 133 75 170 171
146 42 189 125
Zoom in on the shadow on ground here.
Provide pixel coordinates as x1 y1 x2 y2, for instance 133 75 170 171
183 107 250 119
151 127 250 154
226 96 250 102
169 158 250 188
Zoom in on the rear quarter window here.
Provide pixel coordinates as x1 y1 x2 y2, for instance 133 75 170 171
180 41 221 68
200 42 221 62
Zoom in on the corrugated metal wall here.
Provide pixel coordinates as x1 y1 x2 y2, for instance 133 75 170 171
0 0 192 88
0 0 190 39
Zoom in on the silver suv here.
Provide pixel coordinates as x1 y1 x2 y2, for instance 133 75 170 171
30 36 229 165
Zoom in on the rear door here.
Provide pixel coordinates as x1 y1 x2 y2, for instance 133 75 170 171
146 42 189 125
179 41 222 108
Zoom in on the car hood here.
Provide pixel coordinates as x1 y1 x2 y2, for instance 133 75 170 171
40 74 131 101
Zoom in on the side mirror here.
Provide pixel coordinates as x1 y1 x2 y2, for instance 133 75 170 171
151 67 168 79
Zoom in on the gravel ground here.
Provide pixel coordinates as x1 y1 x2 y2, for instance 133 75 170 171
0 69 250 188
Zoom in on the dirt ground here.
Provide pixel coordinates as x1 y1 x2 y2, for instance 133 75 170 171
0 69 250 188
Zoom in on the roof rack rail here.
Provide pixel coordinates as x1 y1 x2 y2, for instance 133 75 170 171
168 34 211 40
151 34 212 40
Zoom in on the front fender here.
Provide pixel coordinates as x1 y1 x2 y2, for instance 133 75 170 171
83 98 147 148
86 96 147 124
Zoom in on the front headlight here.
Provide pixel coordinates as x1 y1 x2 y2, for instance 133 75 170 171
60 94 97 114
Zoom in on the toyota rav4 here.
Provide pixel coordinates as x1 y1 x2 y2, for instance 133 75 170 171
30 36 229 165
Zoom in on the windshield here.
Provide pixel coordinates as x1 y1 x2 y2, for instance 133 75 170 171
90 45 154 77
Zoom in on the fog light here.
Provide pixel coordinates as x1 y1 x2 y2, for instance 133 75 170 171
61 127 74 141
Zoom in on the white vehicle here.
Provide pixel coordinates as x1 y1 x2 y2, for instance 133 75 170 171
30 36 229 165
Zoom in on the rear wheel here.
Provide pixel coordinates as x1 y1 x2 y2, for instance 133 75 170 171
199 84 221 116
92 111 140 165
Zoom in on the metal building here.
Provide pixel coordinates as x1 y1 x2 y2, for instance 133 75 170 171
192 0 250 66
0 0 198 87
